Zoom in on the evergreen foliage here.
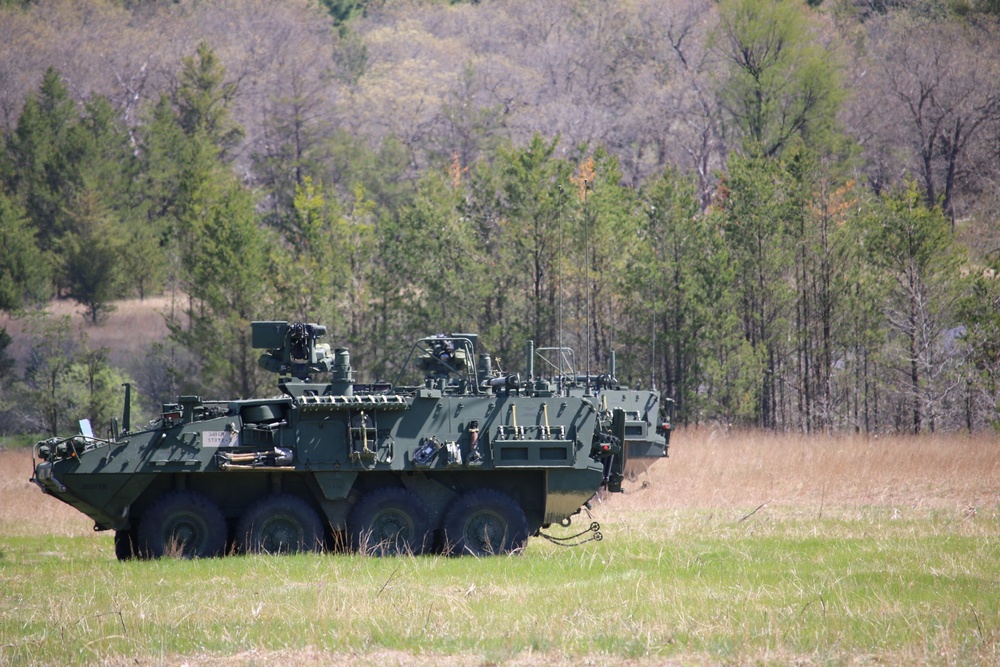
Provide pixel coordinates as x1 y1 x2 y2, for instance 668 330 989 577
0 3 995 434
174 42 244 159
856 183 967 432
7 68 78 254
628 168 725 425
0 189 48 311
57 189 126 324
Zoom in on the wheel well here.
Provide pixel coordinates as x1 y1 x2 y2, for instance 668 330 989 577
129 470 548 538
129 473 325 528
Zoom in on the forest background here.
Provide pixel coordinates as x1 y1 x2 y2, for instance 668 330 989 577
0 0 999 438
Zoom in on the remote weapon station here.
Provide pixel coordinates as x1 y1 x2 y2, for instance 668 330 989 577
31 321 669 559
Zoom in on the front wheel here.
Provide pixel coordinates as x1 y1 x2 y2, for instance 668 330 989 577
443 489 529 556
236 494 324 555
137 490 227 559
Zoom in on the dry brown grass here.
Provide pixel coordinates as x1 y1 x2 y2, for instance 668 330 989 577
5 429 997 540
618 427 1000 514
0 448 97 538
0 295 178 371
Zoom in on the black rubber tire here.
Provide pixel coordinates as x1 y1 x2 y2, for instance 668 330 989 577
137 490 227 559
443 488 529 557
236 494 324 555
114 527 140 561
348 487 433 556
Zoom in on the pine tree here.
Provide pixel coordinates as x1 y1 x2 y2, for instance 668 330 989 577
0 189 49 312
57 188 126 324
379 168 479 376
169 172 274 399
7 68 79 254
714 149 797 427
858 183 966 432
568 147 639 371
462 136 573 361
627 168 725 425
960 252 1000 430
174 41 244 160
21 312 80 436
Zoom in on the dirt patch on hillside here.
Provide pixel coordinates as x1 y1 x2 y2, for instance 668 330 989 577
0 295 181 373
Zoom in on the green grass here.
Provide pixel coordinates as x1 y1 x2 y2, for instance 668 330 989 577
2 507 998 666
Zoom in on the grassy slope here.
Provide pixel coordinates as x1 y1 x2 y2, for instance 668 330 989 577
0 296 176 377
2 431 998 666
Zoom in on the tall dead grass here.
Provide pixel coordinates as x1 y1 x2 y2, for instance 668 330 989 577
0 449 96 537
4 430 997 539
617 428 1000 513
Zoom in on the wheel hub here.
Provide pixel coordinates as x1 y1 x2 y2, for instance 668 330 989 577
261 516 300 551
466 511 506 552
165 515 203 554
374 510 411 542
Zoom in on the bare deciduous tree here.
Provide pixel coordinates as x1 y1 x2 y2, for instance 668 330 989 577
854 16 1000 225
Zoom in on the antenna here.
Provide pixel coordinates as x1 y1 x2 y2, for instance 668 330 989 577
584 178 592 396
650 202 656 393
558 186 564 368
651 319 656 391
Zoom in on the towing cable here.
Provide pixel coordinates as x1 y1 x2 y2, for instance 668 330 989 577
539 521 603 547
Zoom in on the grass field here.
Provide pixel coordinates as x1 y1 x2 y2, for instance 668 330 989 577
1 430 998 666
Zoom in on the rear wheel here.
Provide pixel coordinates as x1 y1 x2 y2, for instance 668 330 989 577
443 489 529 556
237 494 324 555
137 490 227 559
348 487 433 556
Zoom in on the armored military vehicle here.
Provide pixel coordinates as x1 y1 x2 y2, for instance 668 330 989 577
31 321 642 560
530 344 672 483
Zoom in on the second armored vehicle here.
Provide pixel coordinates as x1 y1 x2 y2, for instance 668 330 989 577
530 344 672 483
